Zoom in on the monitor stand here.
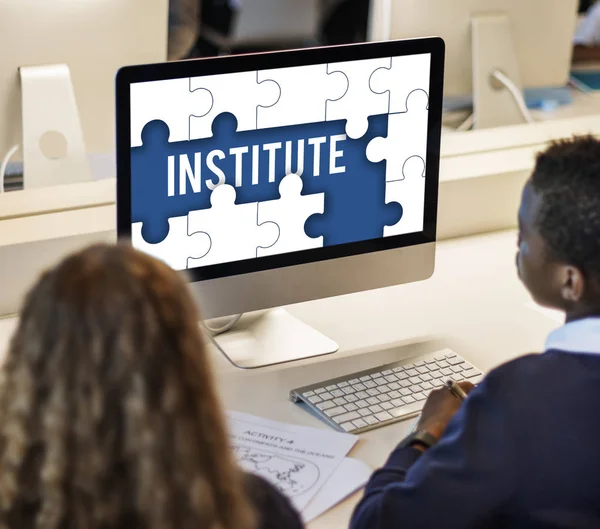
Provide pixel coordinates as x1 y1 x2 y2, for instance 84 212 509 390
471 13 530 129
207 308 339 369
20 64 92 189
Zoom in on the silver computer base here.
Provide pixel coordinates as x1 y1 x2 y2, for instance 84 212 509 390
207 308 339 369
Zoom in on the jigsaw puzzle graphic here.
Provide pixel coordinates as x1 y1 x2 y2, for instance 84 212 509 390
366 89 429 182
257 173 324 257
188 184 279 268
129 53 432 270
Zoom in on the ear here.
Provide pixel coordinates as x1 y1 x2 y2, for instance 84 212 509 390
560 266 585 303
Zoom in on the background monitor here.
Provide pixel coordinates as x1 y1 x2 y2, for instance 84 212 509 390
0 0 168 186
369 0 579 128
116 39 444 367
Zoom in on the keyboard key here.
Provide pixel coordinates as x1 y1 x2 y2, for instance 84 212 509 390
340 421 357 432
348 379 360 385
308 395 323 404
317 401 335 411
451 365 463 374
364 381 376 389
400 379 412 388
420 381 433 391
419 373 432 382
400 388 412 397
413 391 426 401
392 367 404 373
416 366 429 374
304 390 315 397
390 401 423 418
372 377 385 386
356 391 369 399
325 406 347 417
321 392 333 400
437 360 449 368
382 369 393 375
434 354 446 361
357 400 370 409
343 387 356 395
385 375 398 383
333 397 347 406
353 383 367 391
424 358 437 364
359 375 372 382
440 368 453 376
366 397 380 406
406 369 419 377
364 415 379 425
409 377 422 385
352 418 368 429
388 382 400 391
378 394 391 403
389 390 401 399
380 401 393 411
378 384 390 393
338 381 349 388
369 404 384 413
326 385 337 391
366 388 380 397
336 411 361 423
398 372 410 381
315 388 326 394
448 357 464 366
402 395 416 404
331 389 344 397
345 403 358 412
445 353 457 359
375 411 393 422
462 368 480 378
429 369 442 378
345 394 358 403
358 408 371 417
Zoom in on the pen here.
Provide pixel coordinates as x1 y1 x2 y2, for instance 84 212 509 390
445 379 468 401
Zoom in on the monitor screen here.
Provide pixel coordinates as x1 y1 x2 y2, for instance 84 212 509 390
117 40 443 280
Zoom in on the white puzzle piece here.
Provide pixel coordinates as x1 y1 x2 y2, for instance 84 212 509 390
130 78 212 147
257 64 347 129
187 184 279 267
325 57 391 139
370 54 431 114
189 71 280 139
257 173 324 258
132 216 211 271
366 90 429 182
384 156 426 237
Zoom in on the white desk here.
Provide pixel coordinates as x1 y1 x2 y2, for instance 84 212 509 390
0 229 557 529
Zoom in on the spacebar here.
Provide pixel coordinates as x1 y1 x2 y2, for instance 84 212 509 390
389 401 424 419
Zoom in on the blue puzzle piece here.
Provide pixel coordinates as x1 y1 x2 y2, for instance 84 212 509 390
131 111 402 247
303 114 403 246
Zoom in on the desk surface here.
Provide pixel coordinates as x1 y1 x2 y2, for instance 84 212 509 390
0 229 561 528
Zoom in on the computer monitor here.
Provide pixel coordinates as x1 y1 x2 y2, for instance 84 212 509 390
116 39 444 368
369 0 579 129
0 0 168 189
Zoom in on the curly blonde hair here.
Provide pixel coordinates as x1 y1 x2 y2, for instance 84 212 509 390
0 244 256 529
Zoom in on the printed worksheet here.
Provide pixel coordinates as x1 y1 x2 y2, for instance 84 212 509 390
226 411 358 511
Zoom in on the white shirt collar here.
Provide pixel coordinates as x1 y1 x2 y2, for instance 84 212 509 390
544 317 600 355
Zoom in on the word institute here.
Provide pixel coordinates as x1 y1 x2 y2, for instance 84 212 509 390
167 134 347 197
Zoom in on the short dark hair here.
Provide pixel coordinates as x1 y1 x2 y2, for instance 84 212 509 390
530 135 600 278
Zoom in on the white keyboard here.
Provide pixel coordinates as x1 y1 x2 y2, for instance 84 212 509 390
290 349 483 434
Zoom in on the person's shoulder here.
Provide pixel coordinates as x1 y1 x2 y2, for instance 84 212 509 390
242 472 304 529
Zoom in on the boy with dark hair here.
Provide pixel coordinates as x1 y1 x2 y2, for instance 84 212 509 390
351 135 600 529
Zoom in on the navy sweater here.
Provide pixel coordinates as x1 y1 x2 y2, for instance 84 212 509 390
350 350 600 529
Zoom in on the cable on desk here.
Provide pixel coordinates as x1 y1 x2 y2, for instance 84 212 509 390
203 313 243 336
0 144 20 193
491 70 535 124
